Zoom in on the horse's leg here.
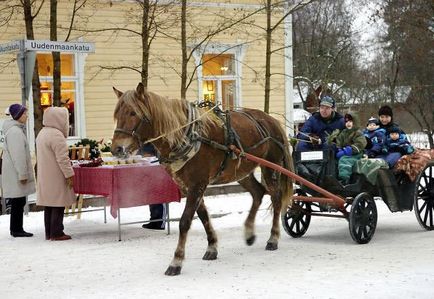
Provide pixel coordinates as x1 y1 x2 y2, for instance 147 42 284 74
196 199 218 260
238 173 266 246
165 184 206 276
265 193 282 250
262 167 282 251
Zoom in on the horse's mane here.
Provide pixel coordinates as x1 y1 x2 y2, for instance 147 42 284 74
114 89 219 147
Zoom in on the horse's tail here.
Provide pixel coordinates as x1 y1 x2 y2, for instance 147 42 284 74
279 130 294 214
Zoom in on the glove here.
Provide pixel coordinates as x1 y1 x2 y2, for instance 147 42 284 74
343 145 353 156
382 147 388 154
336 149 345 159
407 146 415 154
368 152 376 158
66 176 74 189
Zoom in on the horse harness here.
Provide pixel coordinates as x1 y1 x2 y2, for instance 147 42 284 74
160 102 286 180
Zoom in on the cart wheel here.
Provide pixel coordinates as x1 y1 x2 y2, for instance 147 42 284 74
349 192 377 244
281 190 311 238
414 162 434 230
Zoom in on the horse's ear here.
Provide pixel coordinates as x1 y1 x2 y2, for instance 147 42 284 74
113 87 123 99
136 82 145 96
314 85 322 97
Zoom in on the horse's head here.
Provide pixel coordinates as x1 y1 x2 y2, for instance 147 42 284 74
111 83 152 158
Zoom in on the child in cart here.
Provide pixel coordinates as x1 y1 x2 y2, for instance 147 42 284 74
383 125 415 157
335 113 367 184
363 117 386 158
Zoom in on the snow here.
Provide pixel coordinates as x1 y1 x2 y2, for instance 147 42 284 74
1 192 433 299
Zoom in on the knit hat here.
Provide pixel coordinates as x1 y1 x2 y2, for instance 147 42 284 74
344 113 353 123
389 125 400 134
378 105 393 118
9 103 26 120
319 95 335 108
367 117 379 126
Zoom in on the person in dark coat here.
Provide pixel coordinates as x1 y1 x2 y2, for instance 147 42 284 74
139 143 166 230
363 117 386 158
377 105 409 168
296 95 345 151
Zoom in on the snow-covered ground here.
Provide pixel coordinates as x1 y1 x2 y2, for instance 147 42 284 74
1 192 433 299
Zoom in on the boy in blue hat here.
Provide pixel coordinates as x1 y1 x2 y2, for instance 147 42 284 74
363 117 386 158
384 125 414 156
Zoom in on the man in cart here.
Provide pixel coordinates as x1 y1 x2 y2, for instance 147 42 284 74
295 95 345 151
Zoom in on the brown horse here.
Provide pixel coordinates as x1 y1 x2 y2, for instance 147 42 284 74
111 83 293 276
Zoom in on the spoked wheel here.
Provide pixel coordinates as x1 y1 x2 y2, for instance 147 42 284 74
414 162 434 230
281 189 311 238
349 192 377 244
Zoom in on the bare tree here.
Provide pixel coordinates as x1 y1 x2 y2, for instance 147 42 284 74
292 0 358 108
50 0 61 107
21 0 44 136
377 0 433 147
262 0 314 113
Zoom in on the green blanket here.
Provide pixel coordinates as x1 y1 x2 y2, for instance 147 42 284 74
354 158 389 185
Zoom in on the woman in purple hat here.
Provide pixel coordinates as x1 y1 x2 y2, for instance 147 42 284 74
1 103 35 237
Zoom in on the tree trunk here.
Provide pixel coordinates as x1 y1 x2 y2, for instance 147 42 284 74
141 0 150 87
180 0 187 100
50 0 61 107
264 0 272 114
22 0 43 137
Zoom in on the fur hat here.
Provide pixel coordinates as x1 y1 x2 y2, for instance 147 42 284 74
367 117 379 126
9 103 26 120
378 105 393 118
319 95 335 108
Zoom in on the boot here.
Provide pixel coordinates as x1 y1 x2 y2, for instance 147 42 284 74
51 234 72 241
10 231 33 237
142 221 165 230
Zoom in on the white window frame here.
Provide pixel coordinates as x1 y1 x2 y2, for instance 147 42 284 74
192 42 247 108
35 52 87 145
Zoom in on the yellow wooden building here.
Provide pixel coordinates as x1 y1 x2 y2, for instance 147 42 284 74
0 0 294 149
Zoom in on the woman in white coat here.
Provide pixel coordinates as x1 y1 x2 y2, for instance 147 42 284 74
1 103 36 237
36 107 75 241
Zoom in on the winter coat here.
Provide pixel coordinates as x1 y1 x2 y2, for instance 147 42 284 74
384 133 414 155
336 128 367 155
296 111 345 151
0 119 36 198
36 107 75 207
363 128 386 157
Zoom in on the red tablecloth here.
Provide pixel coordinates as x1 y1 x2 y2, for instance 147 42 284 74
73 163 181 218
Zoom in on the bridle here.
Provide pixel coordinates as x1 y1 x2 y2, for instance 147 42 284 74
114 114 150 147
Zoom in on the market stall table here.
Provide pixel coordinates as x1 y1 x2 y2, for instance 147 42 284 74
73 162 181 240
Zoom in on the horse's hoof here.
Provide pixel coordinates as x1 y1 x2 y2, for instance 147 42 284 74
246 235 256 246
265 242 278 251
165 266 182 276
202 251 218 260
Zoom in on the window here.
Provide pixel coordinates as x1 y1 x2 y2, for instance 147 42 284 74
201 54 237 109
37 53 79 137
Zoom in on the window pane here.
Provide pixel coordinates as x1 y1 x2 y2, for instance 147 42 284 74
37 53 75 76
202 80 216 103
222 80 235 109
202 54 235 76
